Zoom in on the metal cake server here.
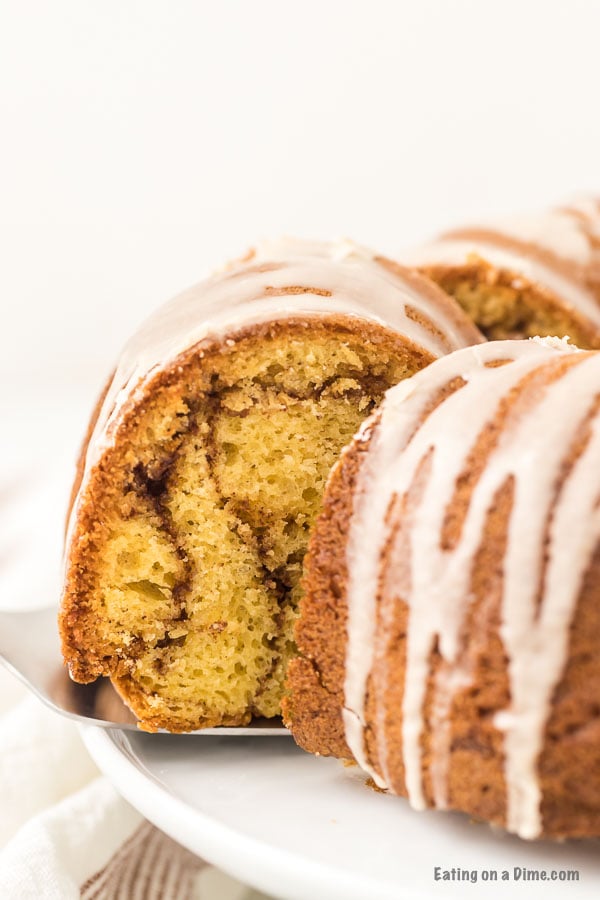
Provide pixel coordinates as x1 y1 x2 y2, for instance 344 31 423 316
0 605 288 735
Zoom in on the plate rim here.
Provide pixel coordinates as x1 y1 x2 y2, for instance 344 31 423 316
82 725 407 900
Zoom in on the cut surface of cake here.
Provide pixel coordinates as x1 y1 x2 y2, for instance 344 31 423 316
59 238 482 732
285 337 600 839
407 198 600 348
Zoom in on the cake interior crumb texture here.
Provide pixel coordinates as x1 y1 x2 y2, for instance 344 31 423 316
62 319 427 731
423 262 600 348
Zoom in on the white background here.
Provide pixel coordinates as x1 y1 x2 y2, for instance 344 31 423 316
2 0 600 383
1 0 600 588
0 5 599 893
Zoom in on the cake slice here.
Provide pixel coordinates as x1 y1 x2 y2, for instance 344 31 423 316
60 238 482 732
407 198 600 348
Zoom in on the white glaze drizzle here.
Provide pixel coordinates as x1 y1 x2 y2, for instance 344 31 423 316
66 238 480 550
492 209 596 265
344 340 545 786
344 337 600 838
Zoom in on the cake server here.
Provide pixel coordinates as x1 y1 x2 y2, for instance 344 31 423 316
0 605 288 735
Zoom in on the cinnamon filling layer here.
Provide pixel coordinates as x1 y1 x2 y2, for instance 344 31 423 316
77 322 426 730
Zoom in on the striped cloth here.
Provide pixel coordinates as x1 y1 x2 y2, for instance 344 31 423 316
79 822 202 900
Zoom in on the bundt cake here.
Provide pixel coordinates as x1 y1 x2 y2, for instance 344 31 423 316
59 238 482 732
285 337 600 839
407 198 600 348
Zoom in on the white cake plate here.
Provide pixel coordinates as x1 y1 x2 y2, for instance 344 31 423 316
82 727 599 900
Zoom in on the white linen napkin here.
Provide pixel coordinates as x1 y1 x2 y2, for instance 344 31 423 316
0 676 273 900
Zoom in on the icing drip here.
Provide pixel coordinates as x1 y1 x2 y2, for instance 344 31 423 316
492 208 597 265
344 338 600 838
